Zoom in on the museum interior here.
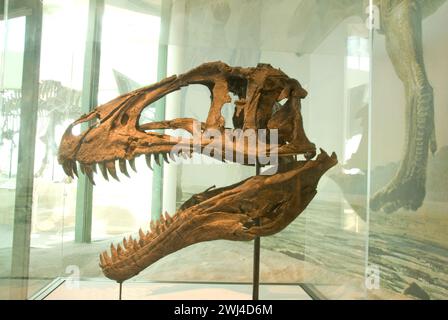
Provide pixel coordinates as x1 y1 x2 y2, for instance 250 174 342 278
0 0 447 300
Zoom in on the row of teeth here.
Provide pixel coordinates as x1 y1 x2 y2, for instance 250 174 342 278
62 151 193 185
99 211 175 268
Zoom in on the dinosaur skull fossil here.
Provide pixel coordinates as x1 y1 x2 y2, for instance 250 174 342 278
58 62 317 182
58 62 337 282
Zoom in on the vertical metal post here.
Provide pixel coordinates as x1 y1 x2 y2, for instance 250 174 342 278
252 161 261 300
364 0 375 298
118 282 122 300
74 0 104 243
9 0 42 300
151 0 171 221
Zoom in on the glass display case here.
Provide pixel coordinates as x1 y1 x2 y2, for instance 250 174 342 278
0 0 447 300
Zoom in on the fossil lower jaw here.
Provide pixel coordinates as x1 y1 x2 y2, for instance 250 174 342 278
98 149 337 283
99 209 256 283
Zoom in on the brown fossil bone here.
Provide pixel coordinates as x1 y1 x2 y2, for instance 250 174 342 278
99 150 336 282
58 62 337 282
58 61 316 183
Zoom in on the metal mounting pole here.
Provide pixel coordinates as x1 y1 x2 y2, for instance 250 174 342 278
252 160 261 300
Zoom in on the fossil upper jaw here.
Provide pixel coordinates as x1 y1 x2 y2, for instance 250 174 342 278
58 117 317 184
58 61 317 182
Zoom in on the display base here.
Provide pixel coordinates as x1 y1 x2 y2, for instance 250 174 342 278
33 278 314 300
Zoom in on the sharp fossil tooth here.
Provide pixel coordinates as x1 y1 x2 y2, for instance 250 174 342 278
168 152 176 162
154 153 161 166
128 236 133 249
165 211 173 224
180 151 188 160
150 220 156 232
80 163 86 175
129 158 137 172
162 153 169 164
117 243 124 255
99 162 109 181
119 159 130 178
99 253 105 267
102 251 112 265
110 244 118 262
155 222 161 235
133 239 140 250
84 165 95 185
123 237 128 248
145 154 153 170
139 228 145 240
106 160 120 181
159 213 165 225
62 161 74 178
91 163 97 174
72 161 79 177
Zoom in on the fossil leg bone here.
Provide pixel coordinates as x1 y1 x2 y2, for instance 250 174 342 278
370 0 436 212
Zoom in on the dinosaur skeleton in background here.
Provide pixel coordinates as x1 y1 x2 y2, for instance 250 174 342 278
0 73 146 178
0 80 82 177
58 62 337 282
292 0 446 212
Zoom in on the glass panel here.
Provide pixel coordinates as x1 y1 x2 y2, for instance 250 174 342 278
142 0 260 283
52 1 163 284
0 0 447 300
0 12 25 299
258 2 372 299
27 0 89 297
367 0 448 300
91 3 160 241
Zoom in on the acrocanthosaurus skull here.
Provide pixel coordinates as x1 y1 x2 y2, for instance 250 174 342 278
58 62 337 282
